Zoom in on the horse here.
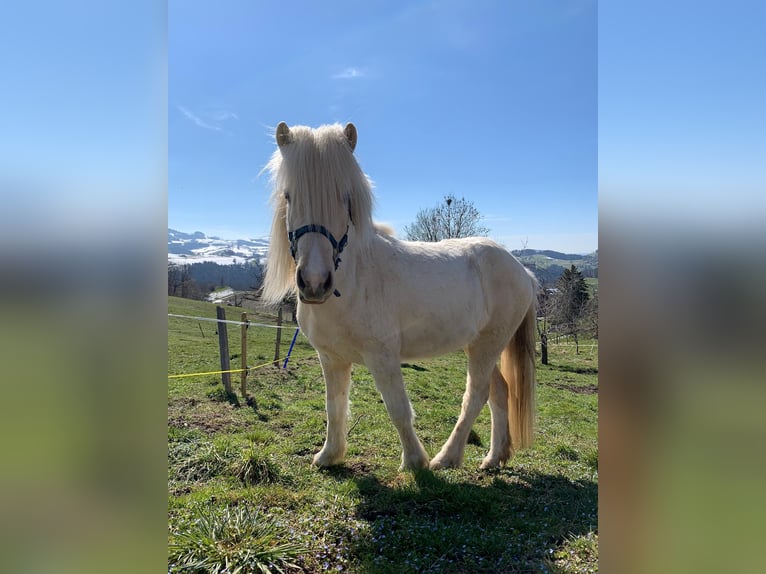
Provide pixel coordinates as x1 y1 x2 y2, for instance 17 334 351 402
262 122 537 470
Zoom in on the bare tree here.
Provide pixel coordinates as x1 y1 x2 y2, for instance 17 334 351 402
536 286 555 365
168 264 181 296
404 195 489 241
585 288 598 339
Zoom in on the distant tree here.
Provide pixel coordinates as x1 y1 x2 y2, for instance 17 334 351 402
551 265 591 353
585 288 598 339
536 286 555 365
404 195 489 241
181 261 264 293
167 264 204 300
168 264 181 296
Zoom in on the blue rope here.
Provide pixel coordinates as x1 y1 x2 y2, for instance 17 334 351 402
282 328 301 369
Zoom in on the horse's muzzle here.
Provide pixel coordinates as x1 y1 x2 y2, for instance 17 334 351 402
296 267 334 304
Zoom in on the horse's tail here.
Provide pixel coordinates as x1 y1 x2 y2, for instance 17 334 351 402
502 297 537 450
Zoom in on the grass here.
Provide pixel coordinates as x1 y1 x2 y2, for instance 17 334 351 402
169 503 304 573
168 295 598 572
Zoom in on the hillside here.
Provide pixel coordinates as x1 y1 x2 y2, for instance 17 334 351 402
168 229 269 265
512 249 598 286
168 228 598 287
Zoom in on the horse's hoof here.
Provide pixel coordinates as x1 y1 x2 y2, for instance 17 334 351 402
429 453 461 470
480 452 510 470
400 452 430 471
312 450 345 468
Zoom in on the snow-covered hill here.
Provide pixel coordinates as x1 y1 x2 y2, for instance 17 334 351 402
168 229 269 265
167 229 598 287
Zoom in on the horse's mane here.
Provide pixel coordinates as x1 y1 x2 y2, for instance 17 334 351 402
261 124 375 306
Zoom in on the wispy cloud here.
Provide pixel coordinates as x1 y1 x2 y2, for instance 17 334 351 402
210 110 239 121
332 67 366 80
177 106 240 131
178 106 222 131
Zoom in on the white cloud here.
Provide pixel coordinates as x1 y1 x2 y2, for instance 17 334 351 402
210 109 239 121
178 106 222 131
332 67 365 79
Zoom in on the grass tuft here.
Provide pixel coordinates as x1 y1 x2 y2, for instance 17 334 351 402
168 503 303 573
554 444 580 461
543 531 599 573
169 438 238 483
234 451 283 486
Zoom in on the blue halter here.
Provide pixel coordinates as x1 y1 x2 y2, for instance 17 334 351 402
288 224 349 297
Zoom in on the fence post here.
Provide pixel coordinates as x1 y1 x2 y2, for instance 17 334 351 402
240 311 248 399
273 305 283 365
216 306 233 396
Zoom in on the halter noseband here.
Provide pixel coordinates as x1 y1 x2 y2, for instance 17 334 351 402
288 224 349 297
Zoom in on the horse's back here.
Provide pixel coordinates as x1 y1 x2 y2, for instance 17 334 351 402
393 236 533 299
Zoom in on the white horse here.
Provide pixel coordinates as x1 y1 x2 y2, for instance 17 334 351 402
262 122 537 470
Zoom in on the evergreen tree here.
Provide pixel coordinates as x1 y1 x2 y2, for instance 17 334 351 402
552 265 590 353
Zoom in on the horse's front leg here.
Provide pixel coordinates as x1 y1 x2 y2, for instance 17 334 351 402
365 353 430 471
312 353 352 467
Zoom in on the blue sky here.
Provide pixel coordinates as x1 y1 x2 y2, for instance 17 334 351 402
169 0 597 253
599 1 765 233
2 1 761 259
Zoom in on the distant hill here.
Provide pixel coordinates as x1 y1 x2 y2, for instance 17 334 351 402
168 228 597 288
513 249 590 261
168 229 269 265
511 249 598 286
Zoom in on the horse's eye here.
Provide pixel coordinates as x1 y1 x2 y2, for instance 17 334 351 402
283 191 290 202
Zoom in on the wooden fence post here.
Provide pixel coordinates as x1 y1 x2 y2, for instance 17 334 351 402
273 305 283 365
240 311 248 399
216 306 233 396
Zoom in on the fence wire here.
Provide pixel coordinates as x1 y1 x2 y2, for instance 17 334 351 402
168 311 313 379
167 312 597 379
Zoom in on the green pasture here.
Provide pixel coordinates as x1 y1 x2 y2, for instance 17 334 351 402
168 296 598 573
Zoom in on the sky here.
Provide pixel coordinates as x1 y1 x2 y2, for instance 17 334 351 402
1 1 761 257
169 0 597 254
599 1 765 233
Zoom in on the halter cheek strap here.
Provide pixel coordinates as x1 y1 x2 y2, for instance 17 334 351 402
287 224 349 297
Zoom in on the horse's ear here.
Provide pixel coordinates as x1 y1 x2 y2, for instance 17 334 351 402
344 123 357 152
276 122 291 147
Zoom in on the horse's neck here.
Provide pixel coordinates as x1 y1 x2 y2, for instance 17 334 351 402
333 227 369 292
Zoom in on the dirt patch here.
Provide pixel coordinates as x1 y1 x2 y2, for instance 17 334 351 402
545 381 598 395
320 460 378 481
168 397 250 433
345 461 377 475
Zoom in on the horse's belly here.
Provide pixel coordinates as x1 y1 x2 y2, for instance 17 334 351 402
400 337 467 360
399 315 480 360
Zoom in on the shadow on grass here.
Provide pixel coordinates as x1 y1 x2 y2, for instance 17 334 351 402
320 461 380 481
348 468 597 573
244 395 269 421
207 386 241 407
549 364 599 375
401 363 429 372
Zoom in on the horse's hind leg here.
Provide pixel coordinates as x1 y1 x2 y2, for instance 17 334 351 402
430 349 495 470
481 365 512 469
313 353 352 467
365 353 429 470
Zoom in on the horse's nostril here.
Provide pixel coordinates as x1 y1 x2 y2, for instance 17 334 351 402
296 270 306 290
323 273 333 291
